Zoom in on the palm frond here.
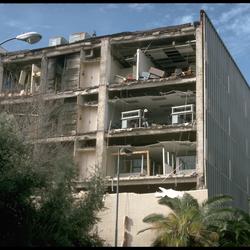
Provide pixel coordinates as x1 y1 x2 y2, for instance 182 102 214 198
202 195 233 209
142 213 165 223
158 196 182 214
137 226 158 235
182 193 199 209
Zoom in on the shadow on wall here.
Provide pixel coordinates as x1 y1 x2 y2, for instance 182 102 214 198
122 216 133 246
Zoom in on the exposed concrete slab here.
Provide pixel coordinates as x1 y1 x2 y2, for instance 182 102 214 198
107 124 196 138
0 88 99 105
1 43 100 63
109 76 196 91
110 31 196 45
107 175 197 186
33 133 96 144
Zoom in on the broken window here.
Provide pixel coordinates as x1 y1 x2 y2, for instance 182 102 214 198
119 153 147 176
2 61 41 95
77 139 96 149
110 45 137 84
108 90 196 130
176 155 196 173
110 37 196 85
43 97 77 137
47 53 80 93
106 141 196 178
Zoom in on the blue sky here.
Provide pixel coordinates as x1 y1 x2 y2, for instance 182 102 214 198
1 3 250 84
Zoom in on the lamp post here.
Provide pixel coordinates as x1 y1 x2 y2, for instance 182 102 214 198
0 32 42 46
114 147 132 247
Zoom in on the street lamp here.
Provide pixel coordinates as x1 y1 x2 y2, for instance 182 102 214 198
115 147 132 247
0 32 42 46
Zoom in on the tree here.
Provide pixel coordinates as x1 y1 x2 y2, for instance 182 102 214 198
138 193 233 247
0 112 42 246
215 208 250 247
0 112 106 246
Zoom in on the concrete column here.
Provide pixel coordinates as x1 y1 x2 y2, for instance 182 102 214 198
162 147 166 175
40 54 48 94
79 48 85 89
96 38 111 176
196 23 205 189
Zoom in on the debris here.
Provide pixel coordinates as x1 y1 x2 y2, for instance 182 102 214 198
149 66 165 78
155 187 184 198
140 72 150 80
183 66 192 76
115 75 126 84
174 68 183 76
125 74 135 81
149 74 160 79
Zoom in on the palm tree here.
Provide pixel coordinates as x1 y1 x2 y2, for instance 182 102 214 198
138 193 233 247
216 208 250 247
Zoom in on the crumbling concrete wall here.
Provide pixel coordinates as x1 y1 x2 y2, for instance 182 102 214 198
97 189 208 246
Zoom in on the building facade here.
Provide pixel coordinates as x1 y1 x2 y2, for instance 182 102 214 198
0 10 250 245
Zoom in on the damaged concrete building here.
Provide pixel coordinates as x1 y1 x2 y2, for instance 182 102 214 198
0 10 250 246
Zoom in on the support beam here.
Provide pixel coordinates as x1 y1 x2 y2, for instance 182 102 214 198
167 151 170 166
96 38 111 176
172 153 175 169
40 55 48 94
147 151 150 176
141 154 144 174
195 22 205 189
79 48 86 89
162 147 166 175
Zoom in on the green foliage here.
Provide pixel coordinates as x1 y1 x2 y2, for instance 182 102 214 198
216 208 250 247
0 113 42 246
139 192 250 247
0 112 106 246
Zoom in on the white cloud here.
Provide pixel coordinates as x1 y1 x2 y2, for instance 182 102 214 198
128 4 153 12
217 4 250 25
169 14 195 26
99 4 120 12
5 20 23 28
4 19 51 33
144 12 195 30
179 14 195 24
212 5 250 57
200 3 227 12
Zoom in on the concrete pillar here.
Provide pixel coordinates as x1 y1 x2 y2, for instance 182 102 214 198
162 147 166 175
196 23 206 189
96 38 111 176
40 54 48 94
79 48 86 89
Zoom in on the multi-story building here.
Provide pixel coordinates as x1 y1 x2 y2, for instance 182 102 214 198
0 10 250 246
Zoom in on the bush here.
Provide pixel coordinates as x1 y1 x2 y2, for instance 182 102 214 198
0 112 106 246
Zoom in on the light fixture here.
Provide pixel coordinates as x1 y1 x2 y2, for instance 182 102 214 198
16 32 42 44
0 32 42 46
